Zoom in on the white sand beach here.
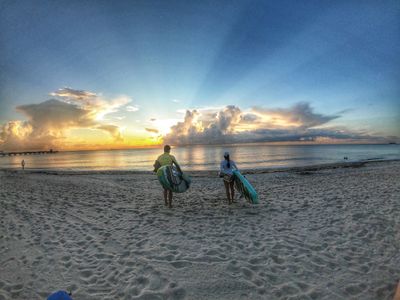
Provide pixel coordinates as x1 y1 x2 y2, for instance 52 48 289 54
0 160 399 299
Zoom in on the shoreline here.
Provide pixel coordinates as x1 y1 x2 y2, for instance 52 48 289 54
1 158 399 177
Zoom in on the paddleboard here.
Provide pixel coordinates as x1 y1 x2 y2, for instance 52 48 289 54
157 165 191 193
233 170 258 204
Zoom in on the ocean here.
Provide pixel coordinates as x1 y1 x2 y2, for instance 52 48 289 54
0 144 399 171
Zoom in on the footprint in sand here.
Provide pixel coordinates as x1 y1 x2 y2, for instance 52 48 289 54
271 254 284 265
253 278 264 287
165 244 179 251
205 249 219 256
135 276 150 288
345 283 367 297
148 272 168 291
10 283 23 293
170 261 191 269
121 250 130 258
168 285 186 300
226 260 240 273
249 257 266 265
241 267 254 280
79 269 93 279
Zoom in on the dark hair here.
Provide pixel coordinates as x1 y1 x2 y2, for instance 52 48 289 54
225 154 230 168
164 145 171 152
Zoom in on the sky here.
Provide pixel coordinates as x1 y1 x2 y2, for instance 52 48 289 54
0 0 399 150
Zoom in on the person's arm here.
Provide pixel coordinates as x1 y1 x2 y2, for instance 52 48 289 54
220 161 225 174
172 156 182 173
232 161 238 171
153 158 161 172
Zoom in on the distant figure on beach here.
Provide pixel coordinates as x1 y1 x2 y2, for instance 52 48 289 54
21 159 25 170
219 152 238 204
155 145 182 208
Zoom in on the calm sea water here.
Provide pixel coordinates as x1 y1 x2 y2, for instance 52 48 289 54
0 144 399 171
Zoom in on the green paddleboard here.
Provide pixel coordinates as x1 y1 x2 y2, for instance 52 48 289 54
233 170 258 204
157 165 191 193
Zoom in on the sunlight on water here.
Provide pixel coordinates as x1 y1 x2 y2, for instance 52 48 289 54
0 144 399 171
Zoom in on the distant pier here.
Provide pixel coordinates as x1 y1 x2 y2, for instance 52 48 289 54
0 149 58 157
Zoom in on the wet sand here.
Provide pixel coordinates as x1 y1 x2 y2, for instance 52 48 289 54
0 160 399 299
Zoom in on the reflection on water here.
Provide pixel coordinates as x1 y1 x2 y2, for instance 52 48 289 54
0 144 399 171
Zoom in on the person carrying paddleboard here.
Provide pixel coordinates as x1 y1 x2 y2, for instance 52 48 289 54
219 151 238 204
154 145 182 208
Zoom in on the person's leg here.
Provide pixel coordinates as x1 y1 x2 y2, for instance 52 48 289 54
168 190 173 208
163 189 168 206
223 180 231 203
229 180 235 202
394 281 400 300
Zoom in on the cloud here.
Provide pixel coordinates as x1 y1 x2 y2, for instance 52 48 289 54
96 124 123 141
0 88 133 150
164 106 241 145
17 99 96 130
251 102 339 128
126 105 139 112
0 121 35 150
164 102 390 145
145 128 159 134
50 87 97 100
240 113 260 123
51 87 131 119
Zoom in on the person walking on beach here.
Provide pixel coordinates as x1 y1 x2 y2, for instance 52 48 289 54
219 152 238 204
155 145 182 208
21 159 25 170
